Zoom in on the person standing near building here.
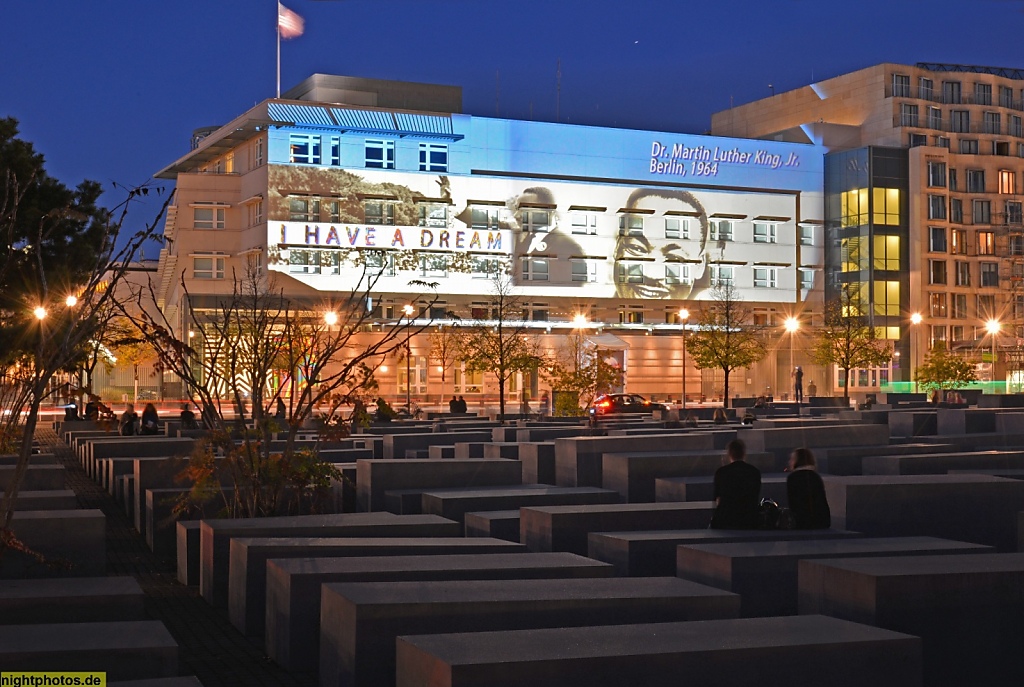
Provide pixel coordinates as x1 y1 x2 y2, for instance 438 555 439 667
710 439 762 529
793 366 804 403
785 448 831 529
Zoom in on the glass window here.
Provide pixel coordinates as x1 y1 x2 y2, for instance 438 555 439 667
975 83 992 105
289 197 320 222
571 212 598 235
953 293 968 319
931 326 948 346
193 256 225 279
470 206 503 230
981 262 999 287
665 217 689 239
288 249 321 274
417 203 448 228
520 210 550 233
522 257 549 281
753 267 777 288
1007 201 1023 226
984 111 1001 134
619 214 645 236
753 223 777 243
927 162 946 187
937 136 950 148
950 198 963 224
919 77 934 100
873 281 900 316
943 81 962 104
471 256 503 278
363 251 395 276
247 199 263 227
951 229 968 254
1011 235 1024 256
571 259 597 282
929 227 947 252
289 134 321 164
710 265 734 285
874 235 901 270
967 169 986 193
927 107 942 129
841 189 870 227
418 143 448 172
951 110 970 133
960 139 979 154
978 231 995 255
929 292 947 318
900 103 919 127
841 236 868 272
1000 85 1015 107
799 225 814 246
799 269 814 290
928 195 946 220
616 262 644 284
892 74 911 97
999 171 1016 195
365 140 395 169
955 261 971 286
619 308 644 324
420 254 448 278
1011 115 1023 138
664 263 690 285
973 200 992 225
253 137 264 168
709 220 733 241
978 294 996 318
364 201 395 226
929 260 947 285
193 205 225 230
873 188 900 225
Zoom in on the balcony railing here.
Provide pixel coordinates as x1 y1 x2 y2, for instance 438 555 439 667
886 83 1024 112
894 115 1024 138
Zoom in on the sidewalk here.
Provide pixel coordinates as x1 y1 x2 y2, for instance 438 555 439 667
37 427 313 687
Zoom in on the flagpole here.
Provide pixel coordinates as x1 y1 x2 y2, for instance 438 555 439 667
276 1 281 98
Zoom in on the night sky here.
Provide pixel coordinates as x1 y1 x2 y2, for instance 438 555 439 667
3 0 1024 237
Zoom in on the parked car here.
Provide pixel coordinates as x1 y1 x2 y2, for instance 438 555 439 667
588 393 667 416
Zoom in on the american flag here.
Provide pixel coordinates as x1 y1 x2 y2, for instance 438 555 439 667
278 3 304 40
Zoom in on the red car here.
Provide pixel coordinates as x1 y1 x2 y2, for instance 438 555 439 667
588 393 667 416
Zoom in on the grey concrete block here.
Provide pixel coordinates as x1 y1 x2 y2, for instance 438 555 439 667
176 521 201 586
862 450 1024 476
356 459 523 512
3 510 105 578
0 576 144 624
518 442 556 485
421 485 620 524
655 474 788 505
464 510 520 542
555 434 717 488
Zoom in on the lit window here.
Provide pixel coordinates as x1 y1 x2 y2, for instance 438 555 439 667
418 143 448 172
874 235 901 270
289 134 322 164
873 281 900 316
365 140 395 169
929 292 947 318
999 171 1016 195
193 255 225 279
872 188 900 225
619 307 644 324
841 189 870 227
193 204 226 230
951 229 968 255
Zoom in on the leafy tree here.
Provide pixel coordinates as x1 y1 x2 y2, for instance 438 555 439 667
427 321 465 400
811 288 893 400
543 331 622 415
463 274 543 417
915 341 978 391
686 282 767 408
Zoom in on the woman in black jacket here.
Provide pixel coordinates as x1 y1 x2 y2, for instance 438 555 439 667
140 403 160 435
786 448 831 529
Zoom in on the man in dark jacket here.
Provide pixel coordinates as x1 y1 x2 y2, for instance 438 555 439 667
710 439 762 529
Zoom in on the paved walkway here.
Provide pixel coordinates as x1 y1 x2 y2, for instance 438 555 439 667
39 428 314 687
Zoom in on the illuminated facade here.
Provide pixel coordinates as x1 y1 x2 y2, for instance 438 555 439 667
154 75 826 404
714 62 1024 393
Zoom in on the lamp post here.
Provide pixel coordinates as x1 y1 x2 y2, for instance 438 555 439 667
910 313 922 393
986 319 1001 389
679 308 690 409
784 317 799 400
403 304 415 410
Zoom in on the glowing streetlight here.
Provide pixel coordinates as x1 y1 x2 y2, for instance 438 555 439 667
33 306 47 321
323 311 338 326
572 313 588 328
402 305 415 409
784 317 799 401
65 295 78 307
403 304 416 317
679 308 690 409
910 313 922 393
987 319 1001 388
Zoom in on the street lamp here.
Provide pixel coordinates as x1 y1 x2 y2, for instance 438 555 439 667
403 305 415 409
986 319 1001 389
784 317 799 401
65 295 78 307
33 306 47 321
572 313 588 328
679 308 690 409
323 311 338 326
910 313 923 393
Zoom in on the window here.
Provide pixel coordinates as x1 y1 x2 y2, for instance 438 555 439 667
619 307 644 324
892 74 911 97
524 304 549 322
942 81 961 104
909 133 928 148
570 212 598 235
799 269 814 290
899 103 919 127
247 199 263 227
927 107 942 129
973 201 992 225
967 169 986 193
364 200 395 226
288 249 321 274
936 136 950 149
951 325 966 342
975 83 992 105
978 294 996 318
999 171 1016 195
289 134 321 164
664 263 690 285
664 217 689 239
521 257 549 281
616 262 644 283
931 326 948 346
928 195 946 220
710 265 734 285
873 281 900 316
874 235 901 270
454 366 484 394
252 137 264 168
929 292 947 318
951 229 968 254
949 168 958 191
873 188 900 225
471 256 503 278
417 203 448 228
709 220 733 241
951 110 970 133
981 262 999 287
470 206 503 230
193 204 225 230
571 259 598 282
1011 235 1024 255
996 140 1012 156
960 139 979 154
799 225 814 246
978 231 995 255
753 223 777 243
1020 142 1024 157
1007 201 1023 226
619 214 645 236
929 226 947 252
327 137 340 166
927 162 946 187
955 261 971 286
364 251 395 276
929 260 947 285
753 267 777 288
984 111 1001 134
365 140 395 169
193 255 225 279
418 143 448 172
1011 115 1023 138
420 254 448 278
289 196 320 222
519 210 551 233
1016 296 1024 321
841 189 869 227
953 294 968 319
919 77 934 100
1000 85 1015 108
950 198 963 224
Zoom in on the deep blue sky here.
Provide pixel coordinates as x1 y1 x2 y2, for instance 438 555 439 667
3 0 1024 239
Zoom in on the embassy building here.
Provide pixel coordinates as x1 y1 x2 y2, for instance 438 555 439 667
154 75 826 405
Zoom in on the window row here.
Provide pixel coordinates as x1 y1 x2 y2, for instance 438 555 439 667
929 226 1024 255
928 292 1013 320
927 163 1018 195
922 136 1024 157
288 134 449 173
899 103 1024 138
928 196 1023 226
892 74 1024 110
928 259 1001 287
839 188 901 228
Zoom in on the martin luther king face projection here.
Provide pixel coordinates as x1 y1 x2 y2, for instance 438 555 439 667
267 165 749 301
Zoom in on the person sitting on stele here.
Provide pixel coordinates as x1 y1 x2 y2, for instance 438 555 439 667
785 448 831 529
710 439 762 529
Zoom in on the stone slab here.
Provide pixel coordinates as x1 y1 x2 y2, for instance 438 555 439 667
463 510 520 542
320 576 740 687
518 442 556 485
0 620 178 680
420 486 620 524
554 434 717 488
3 510 105 578
356 459 523 512
655 474 788 505
426 445 455 459
677 536 992 617
0 576 144 624
601 450 776 502
232 536 524 637
265 552 612 671
817 443 957 476
799 553 1024 687
521 502 715 555
383 431 495 460
824 474 1024 551
201 512 460 607
176 521 201 586
384 489 427 515
588 528 863 577
5 489 78 511
394 615 922 687
452 442 486 459
0 464 65 491
738 424 891 470
862 450 1024 475
134 457 191 538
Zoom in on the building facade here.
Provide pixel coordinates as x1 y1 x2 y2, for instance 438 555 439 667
713 62 1024 393
153 75 826 406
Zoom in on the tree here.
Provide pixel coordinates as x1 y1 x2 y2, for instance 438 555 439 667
463 274 543 417
543 331 622 415
427 321 465 400
811 288 893 400
915 341 978 391
686 282 767 408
